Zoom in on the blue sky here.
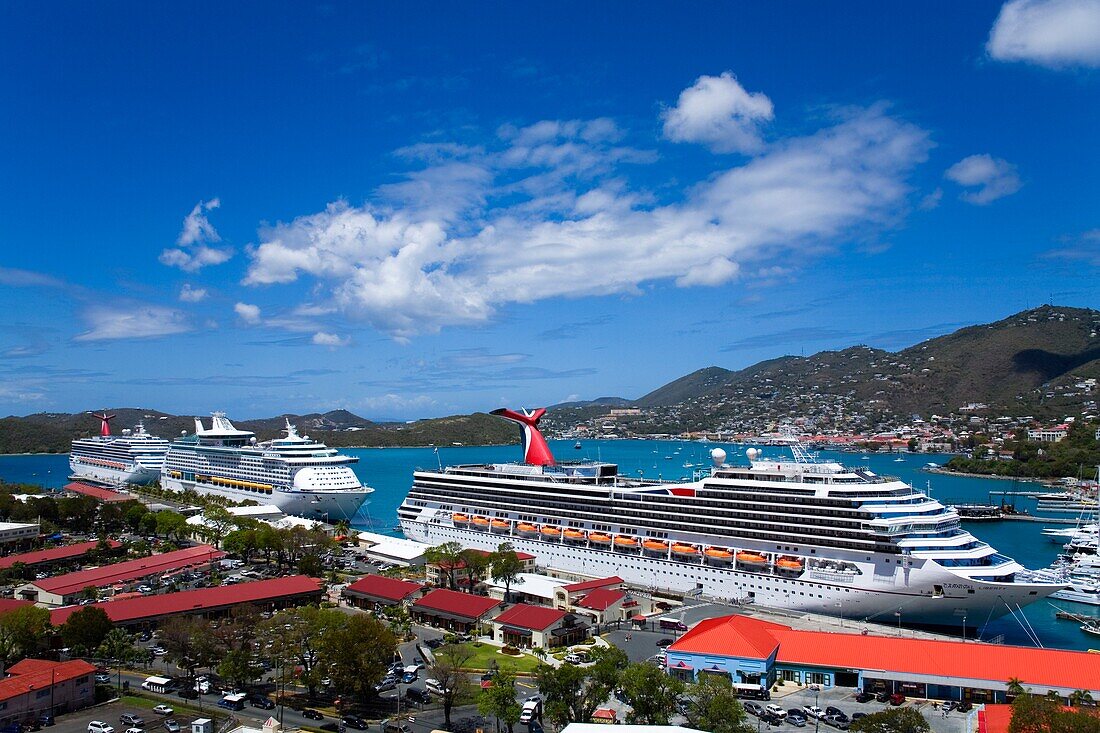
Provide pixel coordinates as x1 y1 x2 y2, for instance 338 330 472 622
1 1 1097 421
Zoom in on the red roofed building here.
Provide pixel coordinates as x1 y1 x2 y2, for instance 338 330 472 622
63 482 133 503
411 589 501 632
0 659 96 722
49 575 323 628
0 540 123 571
666 614 1100 703
343 574 423 608
571 588 627 624
0 599 32 614
554 576 625 614
17 545 225 606
426 548 536 589
492 603 588 648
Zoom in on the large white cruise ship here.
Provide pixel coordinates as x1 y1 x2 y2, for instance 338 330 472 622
70 412 169 486
161 413 372 520
399 408 1062 628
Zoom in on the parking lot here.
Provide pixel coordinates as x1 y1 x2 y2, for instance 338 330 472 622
51 701 214 733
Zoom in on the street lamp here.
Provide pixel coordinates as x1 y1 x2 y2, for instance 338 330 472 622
895 610 902 636
961 615 967 642
814 686 821 733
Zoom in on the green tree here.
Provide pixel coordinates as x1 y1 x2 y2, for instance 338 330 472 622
202 505 236 549
322 614 396 701
223 528 258 563
298 552 325 577
262 605 347 699
620 662 684 725
332 518 352 539
218 649 263 689
60 606 114 654
0 605 51 664
425 542 465 590
489 543 524 603
1007 677 1028 700
96 628 137 688
1068 690 1094 707
161 617 222 680
430 644 475 728
139 512 159 537
850 708 931 733
683 674 753 733
156 510 189 541
459 548 490 591
535 647 625 727
479 668 522 733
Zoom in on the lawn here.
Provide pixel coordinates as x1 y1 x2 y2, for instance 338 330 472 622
446 643 542 674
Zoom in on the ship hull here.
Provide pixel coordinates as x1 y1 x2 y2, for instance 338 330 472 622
163 476 370 520
69 457 161 486
401 518 1058 628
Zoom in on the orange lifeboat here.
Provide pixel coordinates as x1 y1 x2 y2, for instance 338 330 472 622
471 516 490 528
776 556 804 571
490 519 511 532
452 513 470 525
589 533 612 544
614 536 639 548
516 522 539 535
736 551 768 565
564 529 587 541
672 544 700 556
705 547 733 560
541 525 562 538
643 539 669 552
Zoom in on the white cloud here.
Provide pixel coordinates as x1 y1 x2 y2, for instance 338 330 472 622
179 283 208 302
234 302 262 324
244 93 930 340
661 72 774 154
987 0 1100 68
75 304 191 342
0 267 64 288
945 154 1023 204
312 331 350 347
160 198 233 272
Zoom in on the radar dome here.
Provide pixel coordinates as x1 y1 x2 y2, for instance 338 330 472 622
710 448 727 467
746 447 760 460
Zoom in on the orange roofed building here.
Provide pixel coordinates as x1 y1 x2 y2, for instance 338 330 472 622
666 614 1100 704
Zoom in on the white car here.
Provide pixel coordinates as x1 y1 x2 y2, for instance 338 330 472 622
766 705 787 719
126 728 144 733
153 705 174 716
89 722 116 733
803 706 825 719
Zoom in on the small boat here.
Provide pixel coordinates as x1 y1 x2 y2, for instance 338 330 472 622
564 529 588 541
614 536 639 548
642 539 669 552
451 513 470 525
776 556 804 571
471 516 490 529
705 547 733 561
574 441 582 449
736 551 768 565
672 543 700 556
1082 621 1100 637
541 525 562 538
490 518 511 532
894 457 905 462
516 522 539 536
589 533 612 544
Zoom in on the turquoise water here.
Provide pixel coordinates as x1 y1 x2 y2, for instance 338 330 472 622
3 441 1097 651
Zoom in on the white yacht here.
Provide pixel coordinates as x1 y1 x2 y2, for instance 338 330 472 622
161 413 372 520
69 413 168 485
399 408 1062 628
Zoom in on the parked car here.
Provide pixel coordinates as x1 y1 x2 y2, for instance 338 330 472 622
889 694 905 706
875 691 891 703
941 701 958 712
764 705 786 719
152 706 173 717
406 688 431 704
124 728 143 733
374 679 397 694
301 710 324 721
824 715 850 730
957 701 973 713
250 697 275 710
119 715 144 727
786 712 807 728
656 638 674 647
744 702 765 717
36 715 53 728
162 723 180 733
855 691 874 703
95 674 112 684
851 713 868 723
88 722 115 733
401 671 418 684
802 706 825 719
425 679 449 696
341 716 369 730
825 707 849 722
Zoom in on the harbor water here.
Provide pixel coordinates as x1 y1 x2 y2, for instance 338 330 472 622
2 440 1096 651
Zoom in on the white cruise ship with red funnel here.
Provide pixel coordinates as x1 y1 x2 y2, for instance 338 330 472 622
399 407 1062 628
69 412 169 486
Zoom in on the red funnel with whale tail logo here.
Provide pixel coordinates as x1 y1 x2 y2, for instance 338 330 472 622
491 408 556 466
92 411 116 437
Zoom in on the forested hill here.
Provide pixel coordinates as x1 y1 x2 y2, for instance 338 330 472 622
0 409 517 455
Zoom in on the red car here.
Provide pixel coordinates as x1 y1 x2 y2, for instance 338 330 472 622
889 694 905 706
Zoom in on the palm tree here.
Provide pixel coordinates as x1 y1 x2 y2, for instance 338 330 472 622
1069 690 1094 707
1006 677 1027 701
332 518 353 540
